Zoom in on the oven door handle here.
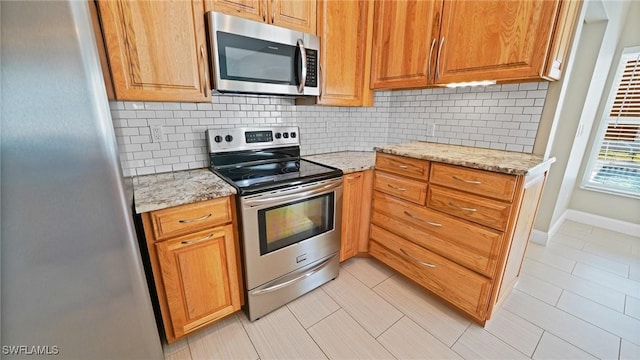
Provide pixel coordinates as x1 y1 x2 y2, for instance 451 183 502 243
243 180 341 207
250 255 334 296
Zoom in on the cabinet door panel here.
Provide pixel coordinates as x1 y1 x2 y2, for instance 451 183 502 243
98 0 209 102
271 0 316 34
317 0 373 106
208 0 264 22
340 172 364 261
370 0 442 89
437 0 559 83
157 225 240 338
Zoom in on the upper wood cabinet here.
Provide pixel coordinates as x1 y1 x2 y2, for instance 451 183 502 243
97 0 211 102
316 0 374 106
370 0 441 89
207 0 316 34
371 0 581 89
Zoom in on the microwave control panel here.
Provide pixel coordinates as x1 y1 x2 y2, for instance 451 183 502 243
305 49 317 87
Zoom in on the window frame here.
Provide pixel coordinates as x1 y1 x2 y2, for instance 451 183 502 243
580 46 640 199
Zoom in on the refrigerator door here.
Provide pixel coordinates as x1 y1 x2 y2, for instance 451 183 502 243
1 1 163 358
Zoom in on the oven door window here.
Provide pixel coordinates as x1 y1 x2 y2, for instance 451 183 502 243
217 32 299 86
258 193 334 255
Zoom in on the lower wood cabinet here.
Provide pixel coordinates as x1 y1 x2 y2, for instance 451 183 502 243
369 153 550 324
141 197 242 343
340 170 373 262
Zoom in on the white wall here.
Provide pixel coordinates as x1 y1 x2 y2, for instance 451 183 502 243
569 0 640 224
111 83 548 177
533 0 635 240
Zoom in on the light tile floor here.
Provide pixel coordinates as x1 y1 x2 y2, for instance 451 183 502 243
164 220 640 360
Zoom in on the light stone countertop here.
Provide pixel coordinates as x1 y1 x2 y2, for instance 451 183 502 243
375 141 555 176
133 169 236 214
304 151 376 174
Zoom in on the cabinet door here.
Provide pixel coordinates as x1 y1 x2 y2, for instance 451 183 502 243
97 0 210 102
207 0 265 22
340 172 364 261
156 225 241 339
543 0 581 80
270 0 317 34
316 0 373 106
436 0 559 83
370 0 442 89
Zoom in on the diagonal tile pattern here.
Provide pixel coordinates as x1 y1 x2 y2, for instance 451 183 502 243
164 219 640 359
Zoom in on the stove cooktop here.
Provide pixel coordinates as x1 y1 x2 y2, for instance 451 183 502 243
212 158 342 195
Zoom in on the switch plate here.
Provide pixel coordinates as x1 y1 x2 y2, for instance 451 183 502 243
150 125 163 143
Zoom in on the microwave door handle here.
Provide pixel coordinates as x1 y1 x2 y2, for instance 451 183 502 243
297 39 307 94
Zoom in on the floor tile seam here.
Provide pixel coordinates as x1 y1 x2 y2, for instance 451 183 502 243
570 266 640 296
528 329 546 359
521 264 633 304
560 287 626 313
302 318 333 360
512 289 624 357
293 298 343 331
370 277 472 348
341 261 393 289
555 291 640 346
372 315 405 360
546 244 632 277
580 245 640 265
311 307 400 360
624 295 640 321
523 255 576 274
534 329 604 360
488 306 546 352
236 313 266 360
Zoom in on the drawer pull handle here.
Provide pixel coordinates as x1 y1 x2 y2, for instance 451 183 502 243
448 202 477 212
397 164 409 169
403 211 442 227
400 248 436 268
452 176 482 185
181 233 214 245
178 213 212 223
387 184 406 192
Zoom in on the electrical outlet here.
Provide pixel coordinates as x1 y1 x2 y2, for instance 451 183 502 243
426 123 436 137
150 125 163 143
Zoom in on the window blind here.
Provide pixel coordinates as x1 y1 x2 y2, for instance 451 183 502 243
583 48 640 198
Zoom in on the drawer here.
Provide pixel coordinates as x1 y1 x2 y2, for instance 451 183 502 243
150 197 233 241
375 153 429 181
427 185 511 231
430 163 517 202
369 225 492 321
371 192 503 277
374 172 427 205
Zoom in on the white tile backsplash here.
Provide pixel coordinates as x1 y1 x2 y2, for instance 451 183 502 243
111 82 547 176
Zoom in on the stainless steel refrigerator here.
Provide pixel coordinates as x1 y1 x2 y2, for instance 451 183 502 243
1 1 164 358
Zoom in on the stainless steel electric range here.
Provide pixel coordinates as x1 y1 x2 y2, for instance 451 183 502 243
206 127 343 321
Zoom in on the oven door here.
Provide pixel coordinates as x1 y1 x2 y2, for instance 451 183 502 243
240 178 342 290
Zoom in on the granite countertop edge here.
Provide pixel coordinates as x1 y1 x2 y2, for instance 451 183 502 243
374 142 556 175
132 168 237 214
303 151 376 174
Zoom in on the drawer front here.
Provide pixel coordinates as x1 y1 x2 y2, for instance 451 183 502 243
150 197 233 240
427 185 511 231
369 225 492 321
430 163 517 201
371 192 503 277
375 153 429 181
374 171 427 205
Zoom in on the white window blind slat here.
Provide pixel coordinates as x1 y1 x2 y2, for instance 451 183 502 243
583 47 640 198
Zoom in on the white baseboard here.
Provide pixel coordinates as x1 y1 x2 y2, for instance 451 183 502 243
530 210 568 246
565 209 640 237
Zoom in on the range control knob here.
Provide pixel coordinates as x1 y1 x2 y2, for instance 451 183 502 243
275 132 282 139
290 132 297 138
283 132 289 139
214 135 223 143
225 135 233 142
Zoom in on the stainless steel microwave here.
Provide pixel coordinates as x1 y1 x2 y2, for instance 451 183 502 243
206 12 320 97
